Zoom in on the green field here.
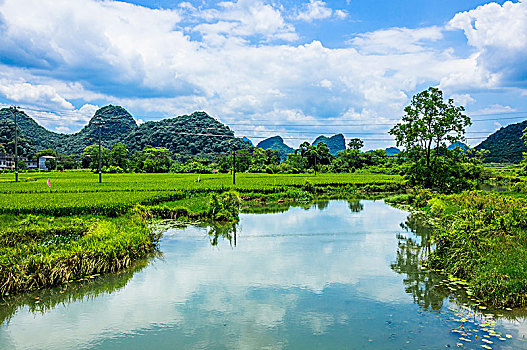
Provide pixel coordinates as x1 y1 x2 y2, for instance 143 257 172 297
1 172 403 215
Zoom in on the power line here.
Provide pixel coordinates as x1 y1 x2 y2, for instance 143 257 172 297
11 105 527 124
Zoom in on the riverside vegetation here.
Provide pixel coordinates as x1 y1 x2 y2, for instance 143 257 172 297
0 172 404 297
4 86 527 312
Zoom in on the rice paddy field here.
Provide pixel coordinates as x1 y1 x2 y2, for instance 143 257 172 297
0 172 404 216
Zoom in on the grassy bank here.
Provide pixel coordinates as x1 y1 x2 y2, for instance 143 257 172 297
389 190 527 308
0 212 157 297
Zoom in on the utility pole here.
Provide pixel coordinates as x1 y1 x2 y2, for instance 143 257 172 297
314 154 317 176
11 106 19 183
233 148 236 185
97 116 102 183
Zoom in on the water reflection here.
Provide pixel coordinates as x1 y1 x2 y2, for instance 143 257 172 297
0 257 152 327
347 200 364 213
3 201 527 349
243 199 365 216
391 214 443 311
208 222 237 247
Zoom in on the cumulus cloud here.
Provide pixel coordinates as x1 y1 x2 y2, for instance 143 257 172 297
448 0 527 88
296 0 333 21
191 0 298 43
0 0 522 148
349 26 443 54
0 81 73 110
296 0 347 22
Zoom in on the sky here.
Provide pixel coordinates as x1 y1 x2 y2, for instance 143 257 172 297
0 0 526 149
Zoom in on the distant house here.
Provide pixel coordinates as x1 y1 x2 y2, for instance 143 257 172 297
21 156 38 169
0 154 54 170
0 153 14 170
38 156 55 170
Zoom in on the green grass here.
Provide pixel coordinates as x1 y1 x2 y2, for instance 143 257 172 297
0 212 157 297
419 191 527 307
0 172 403 216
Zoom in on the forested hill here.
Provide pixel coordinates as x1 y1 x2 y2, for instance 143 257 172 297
0 108 67 154
124 111 251 159
475 120 527 163
0 106 250 158
312 134 346 155
69 105 137 154
256 136 294 155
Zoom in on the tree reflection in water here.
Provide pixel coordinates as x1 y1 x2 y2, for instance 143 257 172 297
391 214 444 311
347 200 364 213
208 222 237 247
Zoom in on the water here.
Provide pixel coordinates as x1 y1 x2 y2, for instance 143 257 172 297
1 200 527 349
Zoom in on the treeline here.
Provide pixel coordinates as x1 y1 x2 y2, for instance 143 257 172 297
14 139 405 175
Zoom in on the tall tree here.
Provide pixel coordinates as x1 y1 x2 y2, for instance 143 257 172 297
389 87 473 191
109 142 129 169
389 87 470 170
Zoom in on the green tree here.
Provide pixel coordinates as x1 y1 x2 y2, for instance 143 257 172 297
45 158 57 171
56 154 79 170
389 87 471 189
35 148 57 158
109 142 129 170
132 146 172 173
81 144 110 171
347 138 364 150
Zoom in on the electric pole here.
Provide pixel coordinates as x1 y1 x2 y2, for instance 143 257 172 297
233 148 236 185
11 106 19 182
97 116 102 183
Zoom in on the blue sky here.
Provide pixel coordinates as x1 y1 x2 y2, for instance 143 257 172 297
0 0 526 149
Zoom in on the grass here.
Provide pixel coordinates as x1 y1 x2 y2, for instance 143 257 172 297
0 172 404 216
0 212 157 297
405 190 527 308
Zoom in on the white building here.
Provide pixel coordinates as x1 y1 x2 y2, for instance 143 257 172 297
38 156 55 170
0 154 53 170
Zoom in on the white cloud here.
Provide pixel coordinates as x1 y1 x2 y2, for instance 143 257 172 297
192 0 298 43
334 9 348 19
295 0 348 22
449 93 475 106
349 26 443 54
296 0 333 21
0 0 522 149
448 0 527 87
0 81 73 110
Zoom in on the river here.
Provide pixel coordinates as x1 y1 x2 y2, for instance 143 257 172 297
1 200 527 349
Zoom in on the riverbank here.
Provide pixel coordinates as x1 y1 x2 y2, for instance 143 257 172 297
0 172 405 297
387 190 527 308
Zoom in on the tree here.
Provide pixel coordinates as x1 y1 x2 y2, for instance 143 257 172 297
109 142 129 170
35 148 57 158
348 138 364 150
81 144 110 171
389 87 470 169
389 87 471 189
132 146 172 173
56 154 79 170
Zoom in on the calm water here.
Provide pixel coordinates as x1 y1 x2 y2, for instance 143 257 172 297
1 200 527 349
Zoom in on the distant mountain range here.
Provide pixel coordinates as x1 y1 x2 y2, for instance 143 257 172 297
256 136 294 155
2 104 525 163
0 105 250 160
313 134 346 155
257 134 347 155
